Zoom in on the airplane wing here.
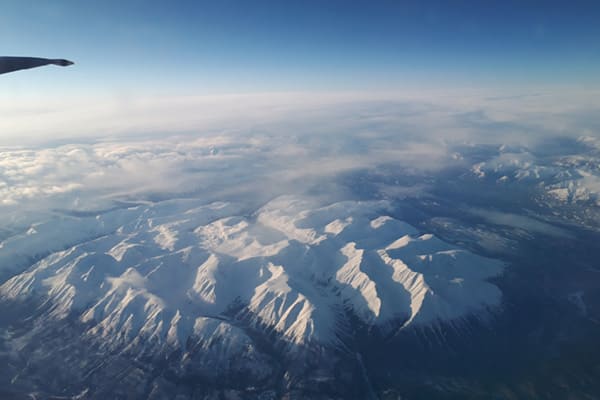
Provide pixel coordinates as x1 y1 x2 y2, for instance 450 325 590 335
0 56 74 75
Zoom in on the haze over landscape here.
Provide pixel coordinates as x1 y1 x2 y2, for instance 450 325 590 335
1 1 600 399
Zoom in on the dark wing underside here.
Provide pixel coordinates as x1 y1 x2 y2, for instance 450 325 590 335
0 57 74 75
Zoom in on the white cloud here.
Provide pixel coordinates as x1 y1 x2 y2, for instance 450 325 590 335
468 208 574 239
0 89 598 228
1 88 597 145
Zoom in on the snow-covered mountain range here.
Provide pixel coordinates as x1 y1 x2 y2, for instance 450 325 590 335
469 137 600 207
1 195 503 363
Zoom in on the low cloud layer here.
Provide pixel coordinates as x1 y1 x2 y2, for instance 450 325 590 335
1 89 599 145
1 89 599 230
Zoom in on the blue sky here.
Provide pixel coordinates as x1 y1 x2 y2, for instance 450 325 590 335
1 0 599 96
